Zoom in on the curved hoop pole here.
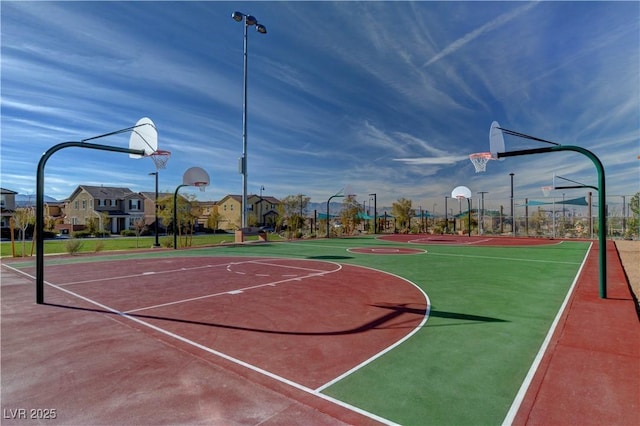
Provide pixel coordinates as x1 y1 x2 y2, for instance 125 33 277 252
36 142 146 304
173 184 188 250
498 145 607 298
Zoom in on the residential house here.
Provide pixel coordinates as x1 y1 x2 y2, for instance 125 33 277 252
140 191 173 231
217 194 280 230
1 188 17 236
195 201 218 229
248 194 280 227
64 185 146 234
217 194 242 230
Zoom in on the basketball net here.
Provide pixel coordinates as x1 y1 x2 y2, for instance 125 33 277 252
150 150 171 169
541 186 553 197
469 152 493 173
194 182 207 192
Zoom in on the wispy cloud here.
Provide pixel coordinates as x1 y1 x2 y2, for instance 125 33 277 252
422 1 539 69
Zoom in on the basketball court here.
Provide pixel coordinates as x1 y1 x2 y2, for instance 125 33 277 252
2 253 428 425
2 235 637 425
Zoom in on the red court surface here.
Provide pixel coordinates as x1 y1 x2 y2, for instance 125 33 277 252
2 240 638 425
347 247 426 255
1 256 427 425
510 240 639 425
379 234 566 246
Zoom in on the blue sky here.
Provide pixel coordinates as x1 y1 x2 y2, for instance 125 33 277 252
1 1 638 212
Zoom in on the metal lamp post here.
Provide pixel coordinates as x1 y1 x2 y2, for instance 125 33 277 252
444 195 449 233
369 193 377 234
478 191 487 235
149 172 160 247
510 173 515 236
232 11 267 228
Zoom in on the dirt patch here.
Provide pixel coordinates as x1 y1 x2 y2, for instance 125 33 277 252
615 240 639 305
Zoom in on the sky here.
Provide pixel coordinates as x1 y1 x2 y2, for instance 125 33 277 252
1 1 638 213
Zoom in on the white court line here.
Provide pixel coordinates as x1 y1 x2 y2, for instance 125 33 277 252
247 259 339 273
126 262 343 313
427 251 582 265
59 260 240 286
2 263 398 426
316 263 430 392
501 242 592 425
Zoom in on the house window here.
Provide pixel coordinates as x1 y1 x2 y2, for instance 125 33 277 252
98 199 104 207
82 200 86 209
74 201 79 209
129 199 141 210
224 205 227 211
230 204 234 211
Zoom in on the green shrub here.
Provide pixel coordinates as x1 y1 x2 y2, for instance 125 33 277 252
64 238 83 255
120 229 136 237
72 230 92 238
161 237 173 248
94 241 105 253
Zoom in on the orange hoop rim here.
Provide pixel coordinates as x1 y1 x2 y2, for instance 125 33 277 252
469 152 493 159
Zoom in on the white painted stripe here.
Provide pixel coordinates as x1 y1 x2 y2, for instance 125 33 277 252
126 263 341 313
2 264 397 426
500 242 592 425
428 251 582 265
316 264 430 392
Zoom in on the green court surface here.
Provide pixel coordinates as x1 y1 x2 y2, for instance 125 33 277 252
218 238 588 425
9 236 590 425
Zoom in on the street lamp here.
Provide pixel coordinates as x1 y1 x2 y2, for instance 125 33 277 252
231 11 267 228
444 195 449 233
478 191 488 235
148 172 160 247
369 193 377 234
510 172 515 236
259 185 265 226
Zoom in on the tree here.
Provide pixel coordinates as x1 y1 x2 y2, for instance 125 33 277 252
206 211 223 231
133 218 147 248
279 194 310 237
627 192 640 238
391 198 412 232
156 194 200 246
340 195 361 235
12 207 35 257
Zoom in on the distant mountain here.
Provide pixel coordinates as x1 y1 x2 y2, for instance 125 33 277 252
15 194 58 207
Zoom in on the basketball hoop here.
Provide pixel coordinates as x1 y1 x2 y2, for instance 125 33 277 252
469 152 493 173
150 150 171 170
541 186 553 197
194 181 207 192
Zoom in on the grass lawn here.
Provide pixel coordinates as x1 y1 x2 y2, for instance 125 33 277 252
0 233 275 258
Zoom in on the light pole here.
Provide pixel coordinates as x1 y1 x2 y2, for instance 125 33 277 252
259 185 265 226
149 172 160 247
369 193 377 234
444 196 449 233
432 203 437 233
510 173 515 236
231 11 267 228
478 191 488 235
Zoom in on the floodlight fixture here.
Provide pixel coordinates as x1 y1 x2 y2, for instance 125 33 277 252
231 10 268 228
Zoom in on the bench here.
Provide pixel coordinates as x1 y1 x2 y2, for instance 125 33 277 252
235 227 268 243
